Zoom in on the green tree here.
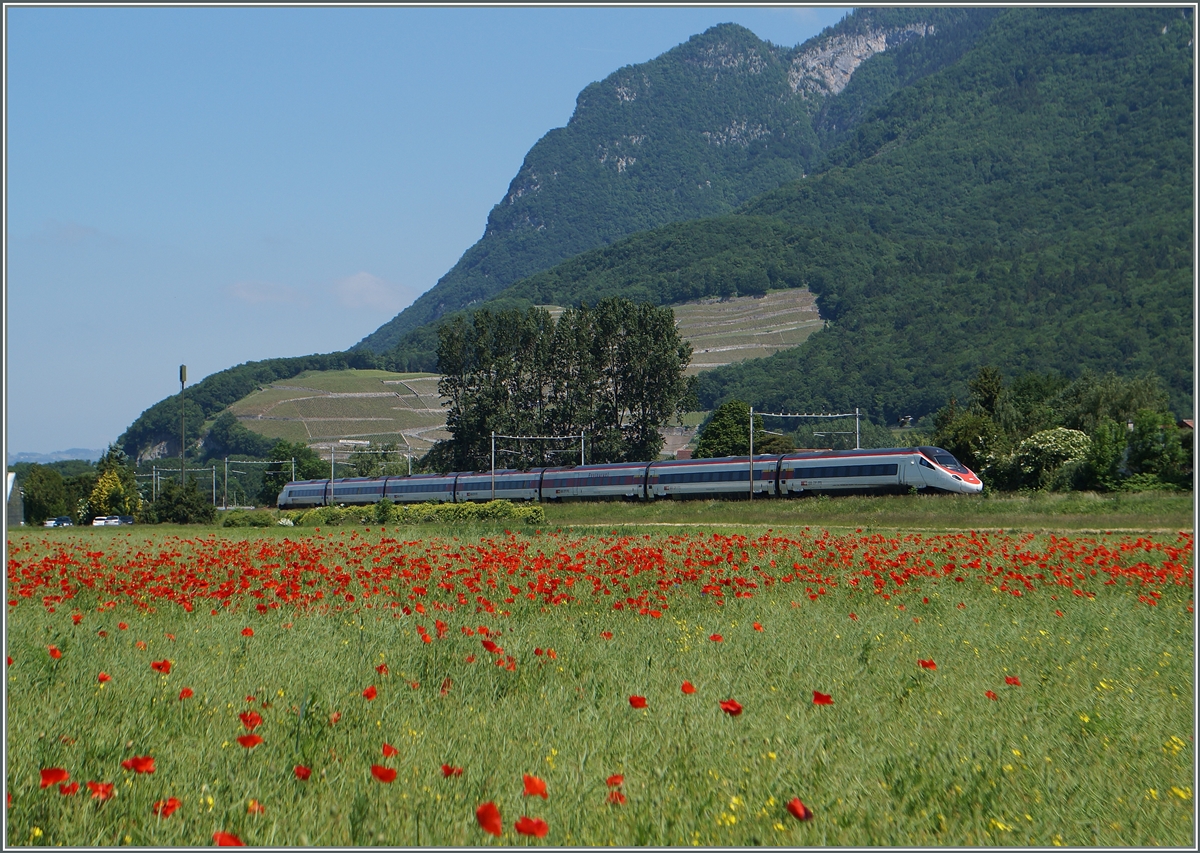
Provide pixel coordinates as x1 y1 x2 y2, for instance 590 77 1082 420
1126 409 1186 486
931 398 1002 474
87 444 142 520
694 400 792 457
349 442 410 478
259 441 327 505
202 412 276 461
1083 416 1126 491
437 299 692 470
148 477 216 524
19 465 69 525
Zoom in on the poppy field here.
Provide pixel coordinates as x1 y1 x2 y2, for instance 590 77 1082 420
5 522 1195 846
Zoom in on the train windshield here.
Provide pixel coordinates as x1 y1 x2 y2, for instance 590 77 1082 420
930 451 968 473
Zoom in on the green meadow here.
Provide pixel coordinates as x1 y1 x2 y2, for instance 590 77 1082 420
4 497 1194 846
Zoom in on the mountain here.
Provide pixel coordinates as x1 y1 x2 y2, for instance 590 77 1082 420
6 449 104 465
115 6 1193 461
355 9 987 355
385 5 1194 422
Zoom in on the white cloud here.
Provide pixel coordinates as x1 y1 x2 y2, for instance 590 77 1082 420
333 271 407 313
225 280 306 305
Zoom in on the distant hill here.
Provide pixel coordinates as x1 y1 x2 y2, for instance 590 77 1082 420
6 449 104 465
355 8 989 354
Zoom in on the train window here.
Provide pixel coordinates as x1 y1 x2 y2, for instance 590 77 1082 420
931 452 967 472
919 458 935 469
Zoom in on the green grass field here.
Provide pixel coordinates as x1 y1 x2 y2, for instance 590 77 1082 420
5 497 1193 846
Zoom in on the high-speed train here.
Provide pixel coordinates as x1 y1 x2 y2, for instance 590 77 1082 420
277 446 982 509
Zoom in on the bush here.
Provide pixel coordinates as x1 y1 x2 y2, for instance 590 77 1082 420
220 509 275 528
147 478 217 525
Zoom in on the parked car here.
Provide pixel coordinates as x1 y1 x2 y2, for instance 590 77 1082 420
53 516 73 527
116 516 134 525
92 516 114 526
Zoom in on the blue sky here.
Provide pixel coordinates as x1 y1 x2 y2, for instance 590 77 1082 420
5 5 850 456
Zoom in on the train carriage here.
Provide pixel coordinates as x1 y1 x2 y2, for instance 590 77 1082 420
330 477 387 506
277 479 330 509
647 455 779 499
540 462 647 500
455 469 541 502
383 473 456 504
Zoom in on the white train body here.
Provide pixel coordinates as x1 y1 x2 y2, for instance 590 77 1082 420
276 446 982 509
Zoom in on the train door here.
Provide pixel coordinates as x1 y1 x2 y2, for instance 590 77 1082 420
901 454 933 489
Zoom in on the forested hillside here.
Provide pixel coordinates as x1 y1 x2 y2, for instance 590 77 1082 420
384 6 1193 422
117 7 1193 463
356 8 981 354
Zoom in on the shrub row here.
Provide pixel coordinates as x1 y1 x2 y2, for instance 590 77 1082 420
275 499 545 527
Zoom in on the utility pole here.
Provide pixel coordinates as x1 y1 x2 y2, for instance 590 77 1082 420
224 457 228 509
179 365 187 487
491 431 496 500
749 406 754 501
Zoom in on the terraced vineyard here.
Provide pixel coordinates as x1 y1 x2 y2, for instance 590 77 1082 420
671 289 821 374
227 370 449 456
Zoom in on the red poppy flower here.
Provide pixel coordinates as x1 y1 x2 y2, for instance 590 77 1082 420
241 627 254 637
239 711 262 730
370 765 396 783
59 782 79 796
247 799 264 814
442 764 464 777
515 816 549 837
681 681 696 695
121 755 155 774
294 765 312 781
409 681 420 690
213 831 244 846
245 696 256 702
600 631 613 640
606 774 624 787
812 691 833 706
522 774 548 799
135 641 147 651
153 796 181 817
328 711 341 725
179 687 194 700
1005 676 1021 686
5 656 11 665
376 663 389 675
918 659 937 670
40 768 69 789
849 612 858 621
150 659 171 674
719 698 743 716
476 801 502 836
72 613 83 625
607 789 627 804
628 695 647 709
118 623 128 631
362 685 377 701
98 672 112 683
236 734 263 749
786 797 813 821
382 743 399 758
87 781 114 801
753 622 764 632
709 634 723 642
48 645 62 660
440 677 452 695
1055 610 1064 618
985 690 999 701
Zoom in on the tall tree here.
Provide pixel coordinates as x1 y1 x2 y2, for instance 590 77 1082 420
436 299 692 471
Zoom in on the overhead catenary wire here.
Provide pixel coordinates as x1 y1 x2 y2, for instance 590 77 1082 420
748 407 860 500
